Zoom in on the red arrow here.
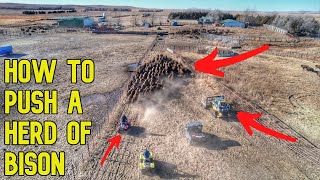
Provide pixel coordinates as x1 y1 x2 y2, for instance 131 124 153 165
237 112 296 142
100 135 122 166
194 45 269 77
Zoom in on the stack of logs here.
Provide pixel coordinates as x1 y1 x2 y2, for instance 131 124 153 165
126 54 191 103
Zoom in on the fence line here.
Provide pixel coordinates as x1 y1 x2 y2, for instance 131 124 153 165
202 32 302 43
263 24 288 34
0 27 91 41
266 49 320 61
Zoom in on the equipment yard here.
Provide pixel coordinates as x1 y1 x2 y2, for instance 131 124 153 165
1 3 320 180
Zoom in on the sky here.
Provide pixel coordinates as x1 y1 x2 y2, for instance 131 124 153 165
0 0 319 12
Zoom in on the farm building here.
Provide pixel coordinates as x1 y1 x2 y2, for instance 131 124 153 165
48 16 94 28
98 17 105 22
198 16 214 24
221 19 245 28
143 22 152 28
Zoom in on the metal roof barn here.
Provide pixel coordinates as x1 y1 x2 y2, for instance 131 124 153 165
48 16 94 28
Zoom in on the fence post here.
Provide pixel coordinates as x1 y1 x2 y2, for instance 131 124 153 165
71 161 76 180
87 141 91 157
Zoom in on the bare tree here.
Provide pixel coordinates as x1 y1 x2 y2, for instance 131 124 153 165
141 14 147 25
158 16 163 26
105 12 111 22
208 9 223 22
116 16 121 26
272 15 320 36
150 13 155 25
242 8 256 24
113 11 121 26
131 13 139 26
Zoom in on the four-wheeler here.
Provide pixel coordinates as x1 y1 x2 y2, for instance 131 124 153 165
202 96 231 118
116 114 131 132
185 121 206 145
139 149 155 172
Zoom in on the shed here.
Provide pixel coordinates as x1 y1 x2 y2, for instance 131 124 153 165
221 19 245 28
0 46 13 56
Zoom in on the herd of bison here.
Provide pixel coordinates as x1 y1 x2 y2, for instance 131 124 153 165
125 55 319 104
126 54 191 103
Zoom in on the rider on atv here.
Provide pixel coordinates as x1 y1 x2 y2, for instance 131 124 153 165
117 114 131 132
139 149 155 170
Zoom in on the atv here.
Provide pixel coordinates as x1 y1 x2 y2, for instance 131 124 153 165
202 96 231 118
185 121 206 145
116 114 131 132
139 149 155 173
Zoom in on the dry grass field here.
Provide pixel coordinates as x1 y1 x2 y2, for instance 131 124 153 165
79 31 320 180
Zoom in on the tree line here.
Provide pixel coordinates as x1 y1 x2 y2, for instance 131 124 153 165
22 10 77 15
85 8 132 12
139 9 163 12
168 11 209 20
272 16 320 36
38 6 76 10
0 6 75 10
